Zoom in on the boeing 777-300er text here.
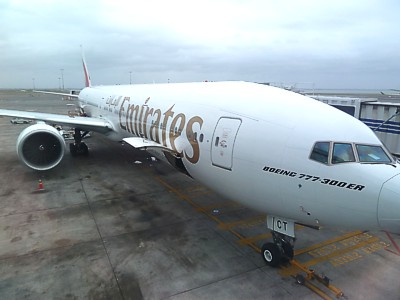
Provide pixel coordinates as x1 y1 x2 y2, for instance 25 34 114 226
0 56 399 267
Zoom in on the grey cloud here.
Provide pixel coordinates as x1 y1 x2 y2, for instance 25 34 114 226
1 0 399 89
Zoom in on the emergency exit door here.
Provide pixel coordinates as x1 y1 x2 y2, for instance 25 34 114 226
211 117 242 170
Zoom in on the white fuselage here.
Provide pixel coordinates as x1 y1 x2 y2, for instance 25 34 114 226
78 81 400 233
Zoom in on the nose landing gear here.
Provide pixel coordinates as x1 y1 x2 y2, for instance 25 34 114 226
261 215 295 267
261 231 295 267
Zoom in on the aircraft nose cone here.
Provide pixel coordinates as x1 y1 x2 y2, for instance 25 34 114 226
378 174 400 234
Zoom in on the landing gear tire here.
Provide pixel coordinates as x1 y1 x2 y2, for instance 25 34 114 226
261 242 282 267
70 143 77 156
69 142 88 156
79 142 89 156
70 128 90 157
282 240 294 261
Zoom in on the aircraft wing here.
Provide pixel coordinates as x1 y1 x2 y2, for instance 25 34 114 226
34 90 80 98
0 109 113 134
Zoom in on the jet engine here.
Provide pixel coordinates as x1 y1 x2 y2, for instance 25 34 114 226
16 123 66 171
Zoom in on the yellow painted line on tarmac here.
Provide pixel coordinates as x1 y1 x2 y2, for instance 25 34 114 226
279 260 302 277
195 201 241 212
237 233 272 245
302 236 379 268
294 230 364 256
155 176 344 300
238 224 305 246
290 260 345 298
182 185 207 193
154 176 261 252
303 280 333 300
227 228 261 253
280 235 379 277
182 188 213 198
218 215 265 230
154 176 224 225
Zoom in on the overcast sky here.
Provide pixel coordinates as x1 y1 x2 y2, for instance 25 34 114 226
1 0 399 89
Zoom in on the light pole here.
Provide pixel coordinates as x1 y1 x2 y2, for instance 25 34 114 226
60 69 64 90
129 71 132 84
32 78 35 90
58 77 61 90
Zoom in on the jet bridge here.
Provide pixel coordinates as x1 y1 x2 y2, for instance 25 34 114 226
312 95 400 156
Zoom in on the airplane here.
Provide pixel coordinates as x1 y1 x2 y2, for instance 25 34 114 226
0 55 399 268
380 90 400 97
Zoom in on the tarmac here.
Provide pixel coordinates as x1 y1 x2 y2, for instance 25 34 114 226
0 90 400 299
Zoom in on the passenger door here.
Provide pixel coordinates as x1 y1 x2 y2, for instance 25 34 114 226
211 117 242 170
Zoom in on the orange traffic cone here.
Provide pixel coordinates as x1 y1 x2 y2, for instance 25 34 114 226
37 179 44 191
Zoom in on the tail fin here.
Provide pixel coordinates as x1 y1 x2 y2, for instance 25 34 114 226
81 46 91 88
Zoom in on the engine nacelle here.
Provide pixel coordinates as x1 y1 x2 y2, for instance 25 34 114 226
16 123 66 171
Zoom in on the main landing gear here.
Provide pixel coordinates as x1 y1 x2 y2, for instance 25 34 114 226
261 216 296 267
69 128 89 156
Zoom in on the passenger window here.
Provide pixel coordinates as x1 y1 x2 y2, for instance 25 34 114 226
356 144 392 163
310 142 330 164
332 143 355 164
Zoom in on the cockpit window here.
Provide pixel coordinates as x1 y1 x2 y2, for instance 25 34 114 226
310 142 330 164
332 143 355 164
356 144 392 163
310 141 394 165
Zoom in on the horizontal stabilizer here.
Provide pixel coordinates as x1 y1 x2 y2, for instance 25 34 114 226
34 90 79 98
